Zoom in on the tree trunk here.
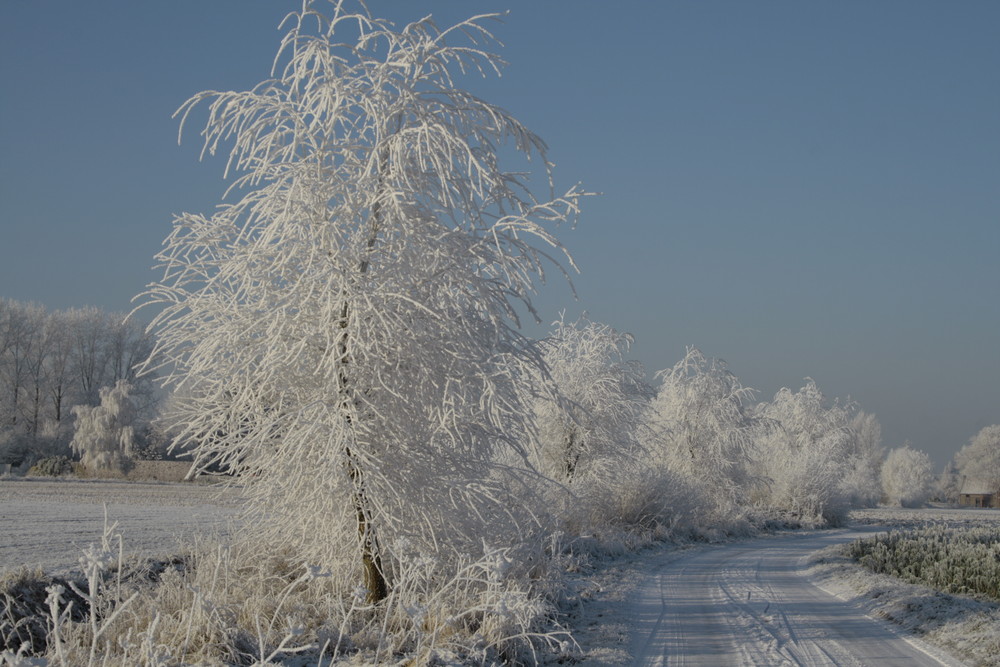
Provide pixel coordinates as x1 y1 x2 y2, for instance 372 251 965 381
563 427 578 482
337 140 391 604
348 451 387 604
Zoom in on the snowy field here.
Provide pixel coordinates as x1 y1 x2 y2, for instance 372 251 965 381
0 477 241 576
849 505 1000 529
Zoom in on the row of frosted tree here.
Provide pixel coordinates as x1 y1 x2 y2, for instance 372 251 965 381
530 318 889 533
0 298 156 466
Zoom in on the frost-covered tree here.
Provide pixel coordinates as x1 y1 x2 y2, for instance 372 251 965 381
644 347 764 510
530 316 648 483
753 379 854 524
934 460 962 503
141 2 583 603
840 410 884 507
70 380 137 472
881 444 933 507
954 425 1000 489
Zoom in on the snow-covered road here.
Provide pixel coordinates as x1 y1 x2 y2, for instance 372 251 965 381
629 530 966 667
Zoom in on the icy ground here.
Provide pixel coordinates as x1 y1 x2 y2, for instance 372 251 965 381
3 481 998 665
563 508 1000 667
627 529 963 666
0 477 241 576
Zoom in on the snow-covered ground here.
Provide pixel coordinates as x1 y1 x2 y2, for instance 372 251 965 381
4 482 999 666
0 477 241 576
563 507 1000 666
807 507 1000 667
626 529 964 666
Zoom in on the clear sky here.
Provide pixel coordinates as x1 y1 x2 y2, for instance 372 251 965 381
1 1 997 467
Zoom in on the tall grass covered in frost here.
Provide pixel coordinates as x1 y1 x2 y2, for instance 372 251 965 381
2 520 574 665
847 525 1000 600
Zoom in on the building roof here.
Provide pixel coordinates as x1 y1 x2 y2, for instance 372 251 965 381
960 477 997 495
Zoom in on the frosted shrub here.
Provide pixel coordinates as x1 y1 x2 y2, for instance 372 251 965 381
528 317 649 485
373 540 569 664
954 424 1000 488
847 525 1000 600
881 444 933 507
70 380 136 474
935 462 962 504
563 460 708 546
643 347 765 515
25 455 72 477
840 411 885 507
753 380 855 525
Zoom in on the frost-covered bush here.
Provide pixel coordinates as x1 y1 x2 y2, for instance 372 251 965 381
643 347 765 515
840 411 884 507
26 455 72 477
954 424 1000 488
847 525 1000 600
70 380 136 473
529 316 649 484
566 460 707 542
881 444 933 507
753 380 854 525
934 461 962 503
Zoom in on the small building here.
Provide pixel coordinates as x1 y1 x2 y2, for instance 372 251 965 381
958 477 1000 508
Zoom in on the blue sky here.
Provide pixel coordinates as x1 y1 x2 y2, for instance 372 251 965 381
1 1 997 466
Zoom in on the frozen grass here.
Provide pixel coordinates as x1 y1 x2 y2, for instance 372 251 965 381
807 507 1000 667
846 524 1000 599
1 481 577 665
2 534 574 665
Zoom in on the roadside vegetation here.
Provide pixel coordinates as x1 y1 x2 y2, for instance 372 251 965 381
807 509 1000 667
847 524 1000 600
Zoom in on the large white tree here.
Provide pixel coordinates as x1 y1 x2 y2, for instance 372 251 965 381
70 380 137 473
841 410 884 507
530 316 649 483
141 2 584 603
643 347 764 510
881 444 933 507
753 379 855 524
953 425 1000 489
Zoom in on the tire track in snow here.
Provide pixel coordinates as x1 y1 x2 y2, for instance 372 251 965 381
628 530 967 666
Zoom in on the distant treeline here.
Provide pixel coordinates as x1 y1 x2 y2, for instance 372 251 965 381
0 298 156 465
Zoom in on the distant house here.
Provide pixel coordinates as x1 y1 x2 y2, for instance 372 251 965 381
958 477 1000 508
